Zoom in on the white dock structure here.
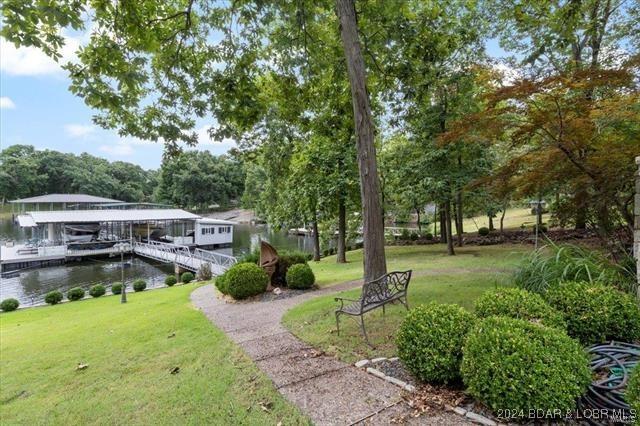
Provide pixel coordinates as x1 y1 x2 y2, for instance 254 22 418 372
133 241 236 275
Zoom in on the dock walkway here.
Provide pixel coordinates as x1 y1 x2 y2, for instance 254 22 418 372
132 241 236 275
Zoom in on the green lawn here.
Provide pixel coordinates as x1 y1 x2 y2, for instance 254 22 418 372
0 284 308 425
284 244 529 363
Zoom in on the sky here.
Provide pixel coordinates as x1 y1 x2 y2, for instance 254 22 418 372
0 30 508 170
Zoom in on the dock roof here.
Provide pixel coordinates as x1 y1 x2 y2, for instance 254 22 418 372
25 209 201 224
10 194 122 204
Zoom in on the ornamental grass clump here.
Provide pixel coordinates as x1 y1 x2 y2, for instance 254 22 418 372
396 303 475 384
223 263 268 300
461 316 591 415
474 288 566 330
285 263 315 289
544 281 640 345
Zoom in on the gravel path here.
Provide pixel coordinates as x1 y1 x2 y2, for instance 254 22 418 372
190 282 470 425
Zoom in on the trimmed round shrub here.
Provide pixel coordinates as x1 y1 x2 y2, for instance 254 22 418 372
286 263 315 289
44 290 63 305
165 275 177 287
111 282 123 295
215 271 229 295
67 287 85 301
132 279 147 292
478 227 490 236
626 367 640 417
1 298 20 312
181 272 194 283
461 316 591 414
544 281 640 345
410 232 419 241
474 288 566 330
396 303 475 384
424 232 434 240
89 284 106 298
224 263 268 300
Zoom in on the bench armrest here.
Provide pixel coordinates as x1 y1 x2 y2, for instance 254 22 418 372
335 297 359 309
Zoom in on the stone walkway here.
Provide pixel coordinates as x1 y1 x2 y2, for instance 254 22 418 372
191 282 471 425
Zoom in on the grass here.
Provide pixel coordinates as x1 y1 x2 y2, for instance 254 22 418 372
419 207 550 235
284 244 530 363
0 284 308 425
312 243 528 287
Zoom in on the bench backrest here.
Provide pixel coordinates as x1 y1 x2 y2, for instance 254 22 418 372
361 270 412 307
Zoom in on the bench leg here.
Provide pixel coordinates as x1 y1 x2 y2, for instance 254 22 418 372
335 311 341 335
382 304 385 316
359 315 372 346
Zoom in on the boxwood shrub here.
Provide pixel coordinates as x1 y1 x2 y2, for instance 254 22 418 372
274 251 308 285
474 288 566 330
132 279 147 292
1 298 19 312
67 287 85 301
89 284 106 298
286 263 315 289
45 290 63 305
181 272 194 283
626 367 640 417
461 316 591 414
478 227 490 236
215 271 229 294
111 282 123 295
396 303 475 384
224 263 268 300
544 281 640 345
164 275 177 287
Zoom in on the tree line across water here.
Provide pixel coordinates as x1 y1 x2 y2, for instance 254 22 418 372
0 145 245 211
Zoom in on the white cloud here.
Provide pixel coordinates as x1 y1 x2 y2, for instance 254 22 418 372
99 143 134 156
0 31 82 77
196 125 235 148
64 123 95 138
0 97 16 109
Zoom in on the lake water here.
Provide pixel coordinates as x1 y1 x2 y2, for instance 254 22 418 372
0 219 317 306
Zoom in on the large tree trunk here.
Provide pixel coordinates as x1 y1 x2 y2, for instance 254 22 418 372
439 204 447 243
488 214 494 231
455 191 463 247
312 210 321 261
444 199 455 255
574 188 587 230
336 0 386 282
337 196 347 263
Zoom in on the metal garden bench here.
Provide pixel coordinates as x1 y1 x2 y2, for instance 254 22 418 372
335 270 412 345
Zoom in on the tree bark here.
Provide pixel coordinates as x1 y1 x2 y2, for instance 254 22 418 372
336 0 386 282
337 196 347 263
416 207 421 232
312 210 321 261
439 204 447 243
488 214 494 231
455 191 463 247
499 200 508 235
444 199 455 255
574 188 587 230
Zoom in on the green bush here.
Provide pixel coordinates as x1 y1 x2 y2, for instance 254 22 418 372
89 284 106 298
424 232 434 240
239 247 260 264
626 367 640 417
474 288 566 330
410 231 419 241
478 227 490 236
164 275 177 287
1 298 20 312
322 249 329 257
132 279 147 292
514 242 635 294
215 271 229 294
544 281 640 345
67 287 85 301
275 251 308 285
286 263 315 289
45 290 63 305
400 228 411 240
181 272 194 283
197 263 212 281
224 263 268 300
461 316 591 414
396 303 475 384
111 282 123 295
